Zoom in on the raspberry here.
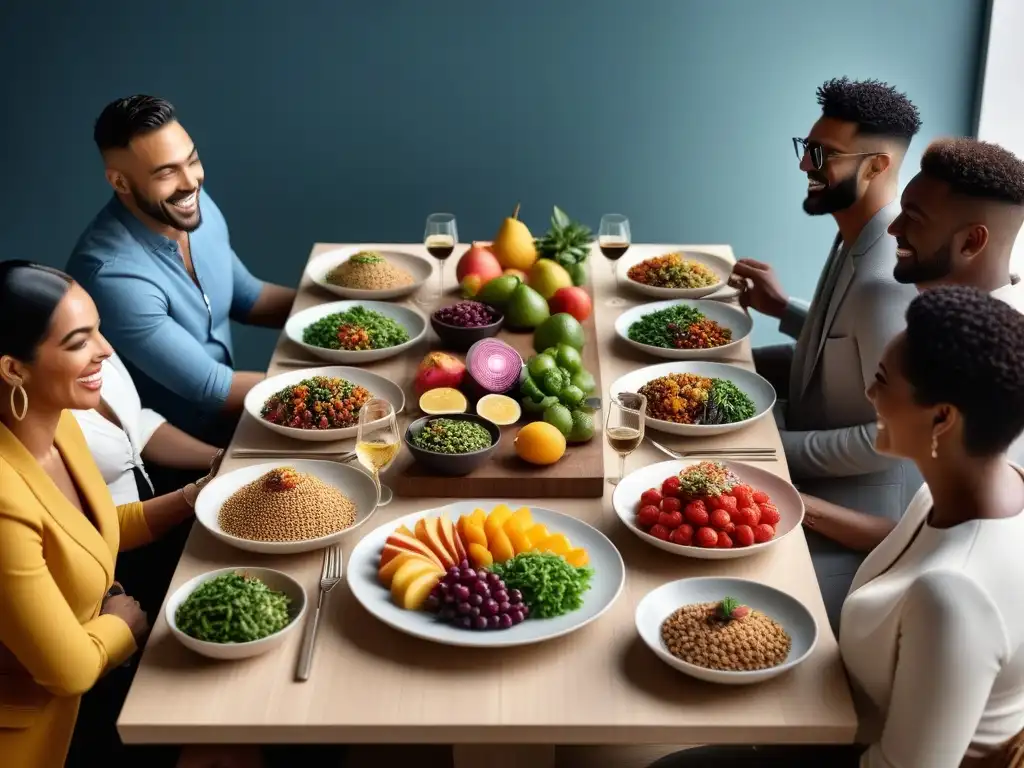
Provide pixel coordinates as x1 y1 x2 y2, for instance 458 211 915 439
658 510 683 530
695 527 718 548
649 524 671 541
661 476 681 497
758 502 781 526
660 497 682 514
734 524 755 546
753 523 775 543
669 524 694 546
716 532 734 548
723 521 736 534
684 500 709 526
735 505 761 527
640 489 663 508
752 489 770 504
733 487 754 509
709 509 731 530
637 505 661 528
717 495 738 514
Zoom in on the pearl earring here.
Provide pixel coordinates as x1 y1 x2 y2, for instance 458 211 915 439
930 434 938 459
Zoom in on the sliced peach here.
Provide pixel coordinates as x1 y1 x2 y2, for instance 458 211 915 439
537 533 571 557
398 571 443 611
384 534 443 568
438 515 462 564
511 506 534 529
396 524 415 537
391 558 443 601
489 529 515 564
526 524 550 544
564 548 589 568
456 515 468 542
467 542 493 569
415 518 456 569
484 505 513 542
468 508 487 527
462 523 487 549
379 550 436 586
452 526 467 563
506 526 532 555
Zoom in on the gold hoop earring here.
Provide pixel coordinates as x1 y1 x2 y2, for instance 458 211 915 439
930 434 938 460
10 384 27 421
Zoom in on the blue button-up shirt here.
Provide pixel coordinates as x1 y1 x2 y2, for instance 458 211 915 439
66 189 264 440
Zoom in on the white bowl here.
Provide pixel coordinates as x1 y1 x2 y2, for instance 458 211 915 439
612 459 804 560
285 300 427 364
617 248 732 299
307 247 433 300
635 576 818 685
609 360 775 437
166 567 307 661
244 365 406 442
614 299 753 360
194 459 380 554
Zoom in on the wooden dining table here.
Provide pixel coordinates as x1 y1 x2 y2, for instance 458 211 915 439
117 242 857 768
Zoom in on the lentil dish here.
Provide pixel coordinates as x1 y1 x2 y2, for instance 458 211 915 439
628 304 733 350
326 251 415 291
627 253 720 290
218 467 358 542
637 373 756 426
260 375 371 430
661 597 792 672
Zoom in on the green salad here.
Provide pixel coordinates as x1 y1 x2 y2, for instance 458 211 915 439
302 306 410 351
175 572 292 644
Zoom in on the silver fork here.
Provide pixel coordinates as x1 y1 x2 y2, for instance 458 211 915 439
295 545 344 681
649 439 777 462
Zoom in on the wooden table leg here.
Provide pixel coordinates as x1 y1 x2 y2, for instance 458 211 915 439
453 744 556 768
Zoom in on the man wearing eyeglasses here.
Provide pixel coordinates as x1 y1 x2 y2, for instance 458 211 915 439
728 77 921 630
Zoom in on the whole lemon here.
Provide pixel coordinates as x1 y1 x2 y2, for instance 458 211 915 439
514 421 567 465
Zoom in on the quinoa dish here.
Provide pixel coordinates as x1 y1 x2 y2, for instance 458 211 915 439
326 251 415 291
637 373 755 426
661 597 792 672
627 253 720 290
260 375 372 430
219 467 358 542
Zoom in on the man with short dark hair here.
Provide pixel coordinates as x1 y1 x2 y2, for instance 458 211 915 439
66 95 296 447
730 77 921 629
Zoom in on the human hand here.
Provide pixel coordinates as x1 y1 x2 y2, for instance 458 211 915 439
729 259 789 318
800 493 825 530
101 593 149 641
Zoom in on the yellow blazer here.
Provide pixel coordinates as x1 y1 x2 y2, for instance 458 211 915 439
0 411 152 768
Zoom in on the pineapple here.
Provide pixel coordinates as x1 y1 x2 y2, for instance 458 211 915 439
535 206 593 286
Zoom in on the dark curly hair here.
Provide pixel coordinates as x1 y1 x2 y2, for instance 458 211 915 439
816 77 922 142
903 286 1024 456
94 95 176 152
920 137 1024 205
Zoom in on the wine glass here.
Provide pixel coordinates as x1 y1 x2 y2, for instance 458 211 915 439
598 213 631 305
355 398 400 506
605 392 646 485
421 213 458 305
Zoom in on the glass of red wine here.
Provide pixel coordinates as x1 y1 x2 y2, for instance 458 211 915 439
422 213 458 304
599 213 630 305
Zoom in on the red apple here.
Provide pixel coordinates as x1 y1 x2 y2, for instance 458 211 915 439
548 286 592 322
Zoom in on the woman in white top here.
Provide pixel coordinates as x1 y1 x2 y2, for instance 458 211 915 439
652 287 1024 767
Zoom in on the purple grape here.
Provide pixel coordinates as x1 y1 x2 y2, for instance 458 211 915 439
454 584 471 602
459 559 469 569
440 607 456 621
508 589 522 604
430 584 443 598
439 581 452 594
460 569 477 584
469 593 483 607
498 601 511 613
487 572 502 586
424 595 440 613
447 566 460 580
473 616 489 630
457 601 472 615
458 616 473 629
473 581 490 597
509 609 524 624
470 606 481 618
483 599 499 616
493 589 509 604
520 604 530 618
499 614 514 629
443 593 455 605
488 615 501 629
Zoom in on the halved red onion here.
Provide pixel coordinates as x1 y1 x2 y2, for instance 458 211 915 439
466 338 523 394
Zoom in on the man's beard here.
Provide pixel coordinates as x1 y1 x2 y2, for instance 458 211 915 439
129 182 202 233
802 170 860 216
893 239 954 285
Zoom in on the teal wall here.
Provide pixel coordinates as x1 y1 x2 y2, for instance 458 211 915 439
0 1 986 369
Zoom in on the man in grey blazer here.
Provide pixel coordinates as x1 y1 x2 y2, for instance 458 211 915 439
731 78 921 630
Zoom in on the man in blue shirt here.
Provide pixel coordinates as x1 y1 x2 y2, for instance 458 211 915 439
67 95 296 446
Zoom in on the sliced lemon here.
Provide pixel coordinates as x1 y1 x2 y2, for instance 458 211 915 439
476 393 521 426
418 387 468 415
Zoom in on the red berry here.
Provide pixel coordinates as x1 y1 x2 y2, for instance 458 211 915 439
669 524 694 546
710 509 731 529
754 523 775 543
758 502 781 526
637 505 661 528
752 489 770 504
734 488 754 509
734 524 755 546
695 527 719 548
684 500 709 526
661 476 681 497
718 495 738 514
717 532 734 548
708 495 727 510
640 489 663 508
648 524 671 541
658 510 684 530
735 505 761 527
660 496 682 513
723 521 736 534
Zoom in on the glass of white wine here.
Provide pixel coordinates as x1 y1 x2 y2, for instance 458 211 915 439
605 392 646 485
356 398 400 506
421 212 458 305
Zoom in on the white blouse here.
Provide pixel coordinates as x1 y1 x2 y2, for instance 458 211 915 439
71 353 166 505
840 466 1024 767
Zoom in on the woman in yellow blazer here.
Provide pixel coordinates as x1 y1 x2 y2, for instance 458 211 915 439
0 261 217 767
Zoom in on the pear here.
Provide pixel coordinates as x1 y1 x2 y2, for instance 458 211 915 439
492 203 538 272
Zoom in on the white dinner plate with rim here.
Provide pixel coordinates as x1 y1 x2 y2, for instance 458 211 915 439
244 365 406 442
611 459 804 560
635 576 818 685
284 300 427 364
307 247 434 300
194 459 380 554
347 501 626 648
609 360 775 437
614 299 753 360
616 247 733 299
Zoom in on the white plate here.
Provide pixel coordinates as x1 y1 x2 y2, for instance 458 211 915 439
244 365 406 442
307 247 434 300
285 300 427 364
166 567 308 661
194 460 380 554
614 299 753 360
635 576 818 684
609 360 775 437
612 459 804 560
347 501 625 648
617 247 733 299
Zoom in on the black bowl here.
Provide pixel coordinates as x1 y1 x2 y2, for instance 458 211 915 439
430 307 504 352
404 413 501 476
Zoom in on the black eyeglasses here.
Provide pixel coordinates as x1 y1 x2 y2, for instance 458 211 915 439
792 137 886 170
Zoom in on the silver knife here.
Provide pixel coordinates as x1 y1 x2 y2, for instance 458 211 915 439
295 545 343 681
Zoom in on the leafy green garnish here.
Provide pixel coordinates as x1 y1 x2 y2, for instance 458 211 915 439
490 552 593 618
703 379 756 425
627 304 705 348
302 306 410 351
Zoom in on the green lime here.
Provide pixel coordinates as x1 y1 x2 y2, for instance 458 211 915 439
520 375 546 403
542 403 574 437
542 346 559 359
571 369 596 394
554 344 583 373
559 384 585 407
567 409 595 443
533 313 585 353
527 353 557 380
522 395 558 414
568 260 588 287
540 368 569 397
